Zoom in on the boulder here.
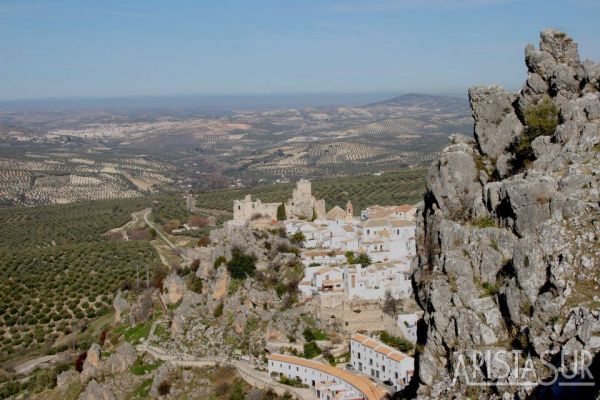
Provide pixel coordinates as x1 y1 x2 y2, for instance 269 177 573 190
469 85 523 160
113 291 129 325
163 272 185 304
78 379 115 400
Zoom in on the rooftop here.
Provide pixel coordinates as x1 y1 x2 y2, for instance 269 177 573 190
268 354 387 400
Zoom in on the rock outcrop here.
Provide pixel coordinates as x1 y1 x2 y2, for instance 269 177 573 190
412 30 599 399
80 342 137 383
78 379 115 400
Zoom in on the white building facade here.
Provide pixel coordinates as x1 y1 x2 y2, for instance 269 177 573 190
268 354 387 400
349 333 414 392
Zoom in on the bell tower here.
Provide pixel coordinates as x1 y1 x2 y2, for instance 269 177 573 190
346 200 353 217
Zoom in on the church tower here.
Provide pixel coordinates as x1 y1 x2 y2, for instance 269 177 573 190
346 200 353 218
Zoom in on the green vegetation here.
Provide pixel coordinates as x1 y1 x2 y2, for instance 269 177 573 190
356 253 372 267
513 96 559 169
214 302 224 318
472 217 496 228
303 328 327 342
130 359 162 375
194 169 427 214
0 197 166 361
482 282 500 297
379 331 414 353
118 321 152 345
290 231 306 246
277 202 286 221
303 341 323 359
226 248 257 280
279 375 306 388
214 256 227 268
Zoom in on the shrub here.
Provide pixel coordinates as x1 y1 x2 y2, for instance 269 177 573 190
290 232 306 246
513 96 559 169
189 277 203 293
303 341 322 359
277 203 286 221
214 256 227 269
379 331 413 353
158 381 171 395
214 302 224 318
226 248 256 280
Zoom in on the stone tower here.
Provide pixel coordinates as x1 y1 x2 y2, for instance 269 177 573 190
346 200 353 217
345 200 354 222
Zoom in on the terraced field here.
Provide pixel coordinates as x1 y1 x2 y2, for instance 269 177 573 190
0 152 177 207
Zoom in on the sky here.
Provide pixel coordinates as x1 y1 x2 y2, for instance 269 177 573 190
0 0 599 100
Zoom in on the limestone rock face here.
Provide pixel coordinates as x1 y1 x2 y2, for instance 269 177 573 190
412 30 600 399
469 85 523 161
80 342 137 383
163 272 185 304
78 379 115 400
112 291 129 324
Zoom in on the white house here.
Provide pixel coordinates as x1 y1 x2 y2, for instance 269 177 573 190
300 249 347 267
349 333 414 392
268 354 388 400
343 260 412 301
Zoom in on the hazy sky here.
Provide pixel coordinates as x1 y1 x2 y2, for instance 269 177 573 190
1 0 599 100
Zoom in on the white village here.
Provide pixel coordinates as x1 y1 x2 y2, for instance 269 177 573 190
224 180 420 400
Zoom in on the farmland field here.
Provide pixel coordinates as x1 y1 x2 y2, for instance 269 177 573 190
0 198 165 362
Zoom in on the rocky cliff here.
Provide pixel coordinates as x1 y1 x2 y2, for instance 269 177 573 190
411 30 600 399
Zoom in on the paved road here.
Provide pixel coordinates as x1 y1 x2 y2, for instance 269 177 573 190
137 344 316 400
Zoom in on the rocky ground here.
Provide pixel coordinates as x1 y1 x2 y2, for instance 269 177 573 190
410 30 600 399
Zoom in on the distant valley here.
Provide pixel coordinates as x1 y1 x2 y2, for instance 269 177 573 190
0 93 472 207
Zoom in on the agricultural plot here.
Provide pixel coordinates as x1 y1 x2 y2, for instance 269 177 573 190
0 198 165 362
0 152 177 207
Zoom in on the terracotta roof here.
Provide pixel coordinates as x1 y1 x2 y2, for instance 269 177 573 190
363 218 388 228
395 204 416 212
326 206 347 220
268 354 387 400
390 220 415 228
350 334 410 364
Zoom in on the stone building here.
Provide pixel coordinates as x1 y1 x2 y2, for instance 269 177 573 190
233 194 280 221
285 179 326 220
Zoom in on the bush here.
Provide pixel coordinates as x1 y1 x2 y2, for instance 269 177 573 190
189 277 203 293
303 341 322 359
214 302 224 318
158 380 171 395
277 203 286 221
513 96 559 169
226 248 256 280
379 331 413 353
214 256 227 269
290 232 306 246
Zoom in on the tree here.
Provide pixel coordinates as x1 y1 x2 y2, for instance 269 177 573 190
356 253 372 268
290 232 306 246
277 203 287 221
383 290 399 316
345 251 356 264
311 207 317 222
